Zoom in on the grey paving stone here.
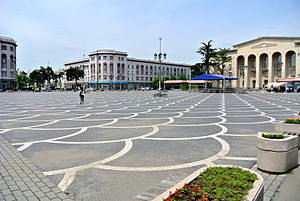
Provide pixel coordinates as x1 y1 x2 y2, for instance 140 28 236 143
23 190 34 198
46 191 58 199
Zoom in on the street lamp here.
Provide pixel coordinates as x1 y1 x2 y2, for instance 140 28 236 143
154 37 167 90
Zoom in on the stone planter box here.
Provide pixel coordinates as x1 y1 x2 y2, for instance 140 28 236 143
275 122 300 148
257 132 298 173
152 165 264 201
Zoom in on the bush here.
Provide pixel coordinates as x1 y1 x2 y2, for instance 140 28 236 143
262 132 284 139
165 167 257 201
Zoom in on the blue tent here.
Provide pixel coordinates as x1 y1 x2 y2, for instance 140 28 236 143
191 74 238 80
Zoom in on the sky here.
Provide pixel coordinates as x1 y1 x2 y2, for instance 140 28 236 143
1 0 300 71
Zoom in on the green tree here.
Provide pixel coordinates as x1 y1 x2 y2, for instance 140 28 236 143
178 74 188 80
190 63 206 77
40 66 55 87
54 70 65 89
29 69 43 88
65 67 84 88
16 71 29 89
152 77 160 89
197 40 217 74
170 74 177 80
215 48 231 75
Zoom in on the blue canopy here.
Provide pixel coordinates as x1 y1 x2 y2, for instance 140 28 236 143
191 74 238 80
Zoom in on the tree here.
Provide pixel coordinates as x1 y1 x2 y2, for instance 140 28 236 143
190 63 206 77
16 71 29 89
40 66 55 87
54 70 65 89
178 74 188 80
65 67 84 88
197 40 217 74
152 77 160 89
170 74 177 80
215 48 231 75
29 69 43 88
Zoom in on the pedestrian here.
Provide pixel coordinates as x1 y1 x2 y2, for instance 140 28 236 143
79 87 85 104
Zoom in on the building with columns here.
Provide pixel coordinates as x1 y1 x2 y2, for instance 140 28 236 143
64 49 191 89
224 37 300 89
0 36 17 90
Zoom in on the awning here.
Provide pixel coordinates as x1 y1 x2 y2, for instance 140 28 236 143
266 82 286 88
164 80 211 84
191 74 238 80
277 77 300 82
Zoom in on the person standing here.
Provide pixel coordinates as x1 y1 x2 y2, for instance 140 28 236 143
79 87 85 104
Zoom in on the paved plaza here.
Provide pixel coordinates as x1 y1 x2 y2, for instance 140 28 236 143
0 91 299 201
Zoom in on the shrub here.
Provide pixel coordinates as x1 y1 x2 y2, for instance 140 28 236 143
164 167 257 201
262 132 284 139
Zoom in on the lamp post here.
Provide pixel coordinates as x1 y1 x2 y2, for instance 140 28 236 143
154 37 167 90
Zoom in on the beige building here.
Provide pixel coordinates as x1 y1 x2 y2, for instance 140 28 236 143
225 37 300 89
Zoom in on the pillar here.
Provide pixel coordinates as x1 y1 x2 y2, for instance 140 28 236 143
281 51 287 78
296 53 300 77
268 53 274 83
256 54 261 89
245 56 250 88
232 57 238 88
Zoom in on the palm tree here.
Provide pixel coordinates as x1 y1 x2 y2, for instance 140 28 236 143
65 67 84 89
215 48 232 90
197 40 217 74
216 48 231 75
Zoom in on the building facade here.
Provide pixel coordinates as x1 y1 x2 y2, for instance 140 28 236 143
224 37 300 88
64 49 191 89
0 36 17 90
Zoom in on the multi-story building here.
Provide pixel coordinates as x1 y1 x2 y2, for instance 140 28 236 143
64 49 191 89
224 36 300 89
0 36 17 90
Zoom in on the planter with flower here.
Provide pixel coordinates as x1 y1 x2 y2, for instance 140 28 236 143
275 117 300 148
153 165 264 201
257 132 298 173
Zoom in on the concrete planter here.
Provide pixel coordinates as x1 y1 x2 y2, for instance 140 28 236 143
152 165 264 201
257 132 298 173
275 122 300 148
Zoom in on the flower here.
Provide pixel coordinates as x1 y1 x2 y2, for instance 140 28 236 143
263 132 268 136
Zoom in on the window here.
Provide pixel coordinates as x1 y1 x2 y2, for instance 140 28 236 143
91 57 95 61
1 54 7 68
98 56 102 60
103 56 107 60
1 45 7 50
121 57 124 61
110 56 113 60
1 71 7 77
291 53 296 67
10 46 13 51
118 57 120 61
136 76 139 80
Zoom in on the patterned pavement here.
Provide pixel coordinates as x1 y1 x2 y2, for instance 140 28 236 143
0 91 299 201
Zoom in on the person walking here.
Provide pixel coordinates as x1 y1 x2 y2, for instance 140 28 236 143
79 87 85 104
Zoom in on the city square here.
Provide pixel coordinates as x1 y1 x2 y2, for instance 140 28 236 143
0 91 299 200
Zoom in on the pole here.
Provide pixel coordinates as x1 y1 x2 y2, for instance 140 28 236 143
158 38 162 90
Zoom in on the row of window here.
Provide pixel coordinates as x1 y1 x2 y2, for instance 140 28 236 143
1 71 15 77
91 56 125 61
1 45 14 51
1 54 16 69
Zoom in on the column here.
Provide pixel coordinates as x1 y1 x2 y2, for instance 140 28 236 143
268 53 274 83
232 57 238 88
281 52 287 78
244 56 249 88
296 54 300 77
255 54 261 89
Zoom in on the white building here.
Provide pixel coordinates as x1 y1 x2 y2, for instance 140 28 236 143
64 49 191 89
0 36 17 90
